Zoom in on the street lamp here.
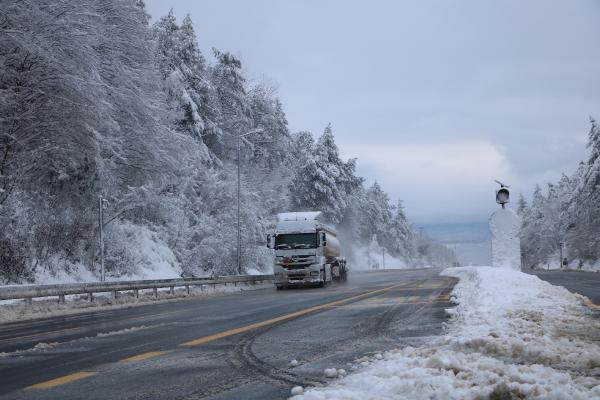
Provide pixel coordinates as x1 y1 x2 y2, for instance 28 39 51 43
494 180 510 208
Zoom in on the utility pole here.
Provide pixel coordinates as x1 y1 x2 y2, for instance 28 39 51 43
382 248 385 269
98 195 108 282
237 133 241 275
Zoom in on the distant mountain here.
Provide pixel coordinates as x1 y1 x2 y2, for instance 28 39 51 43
420 222 491 244
420 222 492 266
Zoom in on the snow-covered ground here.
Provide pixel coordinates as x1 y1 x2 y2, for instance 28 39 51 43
293 266 600 399
0 280 273 324
351 246 410 271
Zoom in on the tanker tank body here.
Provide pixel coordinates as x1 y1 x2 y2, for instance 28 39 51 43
267 211 348 289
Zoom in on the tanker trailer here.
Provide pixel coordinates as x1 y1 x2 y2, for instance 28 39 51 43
266 211 348 289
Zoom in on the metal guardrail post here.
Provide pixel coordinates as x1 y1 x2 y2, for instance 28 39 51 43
0 274 275 303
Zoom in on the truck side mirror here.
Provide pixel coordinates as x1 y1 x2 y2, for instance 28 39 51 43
321 232 326 246
266 234 272 249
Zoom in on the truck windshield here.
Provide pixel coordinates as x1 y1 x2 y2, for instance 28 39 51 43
275 233 317 249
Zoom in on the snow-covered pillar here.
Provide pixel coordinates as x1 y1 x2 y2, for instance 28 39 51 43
489 208 522 270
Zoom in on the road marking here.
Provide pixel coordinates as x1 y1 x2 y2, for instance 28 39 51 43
583 299 600 311
26 372 97 390
120 351 168 362
179 284 404 347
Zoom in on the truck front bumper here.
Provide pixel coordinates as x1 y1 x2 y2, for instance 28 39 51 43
274 265 322 286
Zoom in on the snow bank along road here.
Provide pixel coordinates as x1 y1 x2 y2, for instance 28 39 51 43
293 267 600 400
0 268 456 399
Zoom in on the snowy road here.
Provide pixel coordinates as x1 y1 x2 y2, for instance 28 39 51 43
0 268 455 399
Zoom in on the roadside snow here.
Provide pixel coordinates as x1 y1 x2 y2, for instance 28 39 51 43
292 266 600 400
0 280 273 324
0 341 59 358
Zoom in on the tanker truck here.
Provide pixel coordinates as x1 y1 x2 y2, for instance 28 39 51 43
267 211 347 289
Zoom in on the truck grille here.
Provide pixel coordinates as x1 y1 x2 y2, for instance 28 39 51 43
284 265 306 270
279 255 314 267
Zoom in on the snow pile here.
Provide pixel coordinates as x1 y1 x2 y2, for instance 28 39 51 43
292 267 600 400
105 222 182 280
33 261 99 285
0 342 58 358
579 261 600 273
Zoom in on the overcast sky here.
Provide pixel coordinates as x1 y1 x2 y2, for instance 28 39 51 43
146 0 600 224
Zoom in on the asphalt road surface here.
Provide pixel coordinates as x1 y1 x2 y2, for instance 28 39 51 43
0 268 456 400
527 269 600 304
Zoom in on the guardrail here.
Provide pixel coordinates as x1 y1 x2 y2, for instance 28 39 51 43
0 274 275 304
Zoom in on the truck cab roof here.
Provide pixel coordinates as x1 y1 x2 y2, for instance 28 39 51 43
275 211 337 235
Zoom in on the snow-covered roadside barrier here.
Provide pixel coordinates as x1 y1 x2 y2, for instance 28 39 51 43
293 267 600 399
0 280 272 324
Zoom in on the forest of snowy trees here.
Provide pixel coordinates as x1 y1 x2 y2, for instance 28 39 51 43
0 1 454 283
519 118 600 270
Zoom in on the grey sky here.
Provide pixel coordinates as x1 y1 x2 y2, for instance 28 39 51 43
146 0 600 223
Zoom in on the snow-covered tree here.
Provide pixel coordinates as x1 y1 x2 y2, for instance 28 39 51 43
152 11 213 161
289 124 362 224
0 3 452 282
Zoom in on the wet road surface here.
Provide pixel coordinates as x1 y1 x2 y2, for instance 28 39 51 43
0 268 456 399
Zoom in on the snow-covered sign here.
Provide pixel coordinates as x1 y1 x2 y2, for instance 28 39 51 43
489 208 521 270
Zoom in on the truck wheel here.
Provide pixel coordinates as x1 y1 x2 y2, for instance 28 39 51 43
276 285 284 290
319 268 326 287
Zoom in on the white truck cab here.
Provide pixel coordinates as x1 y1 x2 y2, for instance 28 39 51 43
267 211 347 289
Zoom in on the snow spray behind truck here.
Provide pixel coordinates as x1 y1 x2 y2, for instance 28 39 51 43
267 211 347 289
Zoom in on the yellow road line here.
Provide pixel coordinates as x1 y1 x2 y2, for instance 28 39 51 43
583 299 600 311
120 351 168 362
26 372 97 390
409 295 420 303
179 284 403 347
